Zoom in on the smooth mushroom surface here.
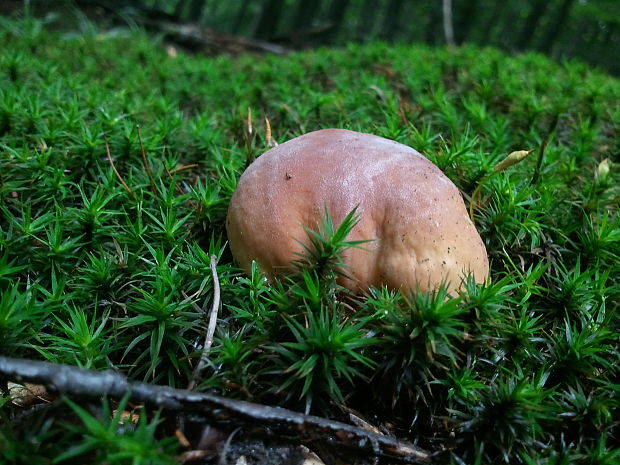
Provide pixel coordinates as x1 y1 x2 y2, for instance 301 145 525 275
226 128 489 295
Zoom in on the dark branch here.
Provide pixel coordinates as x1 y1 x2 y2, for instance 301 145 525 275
143 19 290 56
0 356 430 464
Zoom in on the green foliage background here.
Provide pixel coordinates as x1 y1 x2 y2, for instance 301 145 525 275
146 0 620 74
0 16 619 464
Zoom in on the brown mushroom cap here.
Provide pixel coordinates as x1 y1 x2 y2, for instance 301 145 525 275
226 128 488 295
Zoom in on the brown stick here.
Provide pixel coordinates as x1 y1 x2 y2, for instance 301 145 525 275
104 138 134 198
139 19 290 56
0 356 430 464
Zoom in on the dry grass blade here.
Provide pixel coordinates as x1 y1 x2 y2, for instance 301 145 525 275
105 138 134 198
265 116 278 148
169 164 198 174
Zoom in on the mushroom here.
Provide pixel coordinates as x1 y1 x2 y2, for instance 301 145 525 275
226 129 488 295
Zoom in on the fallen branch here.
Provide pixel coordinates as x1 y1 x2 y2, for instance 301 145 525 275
0 356 430 464
142 20 290 56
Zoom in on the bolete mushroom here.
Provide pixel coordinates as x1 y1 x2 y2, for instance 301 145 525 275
226 129 488 295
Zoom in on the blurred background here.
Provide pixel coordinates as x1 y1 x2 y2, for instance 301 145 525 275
3 0 619 74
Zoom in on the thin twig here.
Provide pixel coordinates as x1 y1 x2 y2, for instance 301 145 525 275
139 19 290 55
169 164 199 174
188 254 220 390
137 125 156 194
105 138 134 198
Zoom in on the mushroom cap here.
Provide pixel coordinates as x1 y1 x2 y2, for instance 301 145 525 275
226 128 488 295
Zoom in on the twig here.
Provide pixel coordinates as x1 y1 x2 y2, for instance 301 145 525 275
140 19 290 56
169 164 199 174
105 138 134 198
137 125 157 194
0 356 430 464
187 254 220 390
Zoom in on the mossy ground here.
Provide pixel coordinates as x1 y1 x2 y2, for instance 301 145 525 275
0 17 619 464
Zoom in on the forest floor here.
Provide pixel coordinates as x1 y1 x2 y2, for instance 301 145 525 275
0 14 619 465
